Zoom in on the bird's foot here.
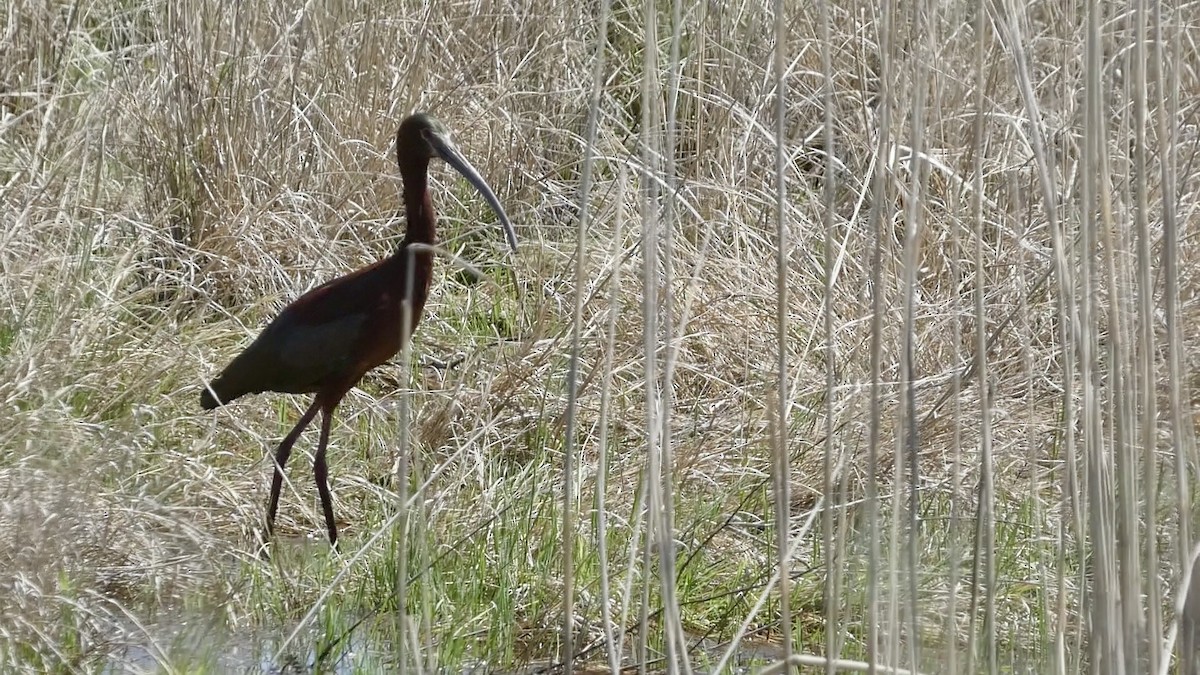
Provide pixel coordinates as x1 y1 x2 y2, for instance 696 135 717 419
255 528 273 560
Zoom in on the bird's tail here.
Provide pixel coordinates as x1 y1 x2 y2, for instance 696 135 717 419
200 377 244 410
200 387 221 410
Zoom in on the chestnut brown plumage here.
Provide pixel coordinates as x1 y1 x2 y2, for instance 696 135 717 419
200 113 517 550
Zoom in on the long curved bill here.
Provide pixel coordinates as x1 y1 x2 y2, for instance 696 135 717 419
426 130 519 253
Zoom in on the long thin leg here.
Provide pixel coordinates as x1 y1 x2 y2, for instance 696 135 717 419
313 404 339 547
261 398 321 552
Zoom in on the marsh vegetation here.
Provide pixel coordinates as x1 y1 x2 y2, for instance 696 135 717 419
1 0 1197 672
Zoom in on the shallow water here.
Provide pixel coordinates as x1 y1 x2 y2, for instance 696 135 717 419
99 531 784 674
102 617 784 675
102 616 354 674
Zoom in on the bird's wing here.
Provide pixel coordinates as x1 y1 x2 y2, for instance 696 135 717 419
274 312 370 377
206 305 374 403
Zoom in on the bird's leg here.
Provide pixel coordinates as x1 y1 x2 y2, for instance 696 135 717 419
313 404 339 548
260 398 321 556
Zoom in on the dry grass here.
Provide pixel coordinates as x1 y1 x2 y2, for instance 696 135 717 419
2 0 1200 672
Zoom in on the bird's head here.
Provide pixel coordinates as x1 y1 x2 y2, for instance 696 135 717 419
397 113 451 160
395 113 517 253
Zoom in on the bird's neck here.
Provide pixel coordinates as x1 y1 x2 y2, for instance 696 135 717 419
400 158 436 248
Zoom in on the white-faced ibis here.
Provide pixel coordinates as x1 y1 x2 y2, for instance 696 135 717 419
200 113 517 551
